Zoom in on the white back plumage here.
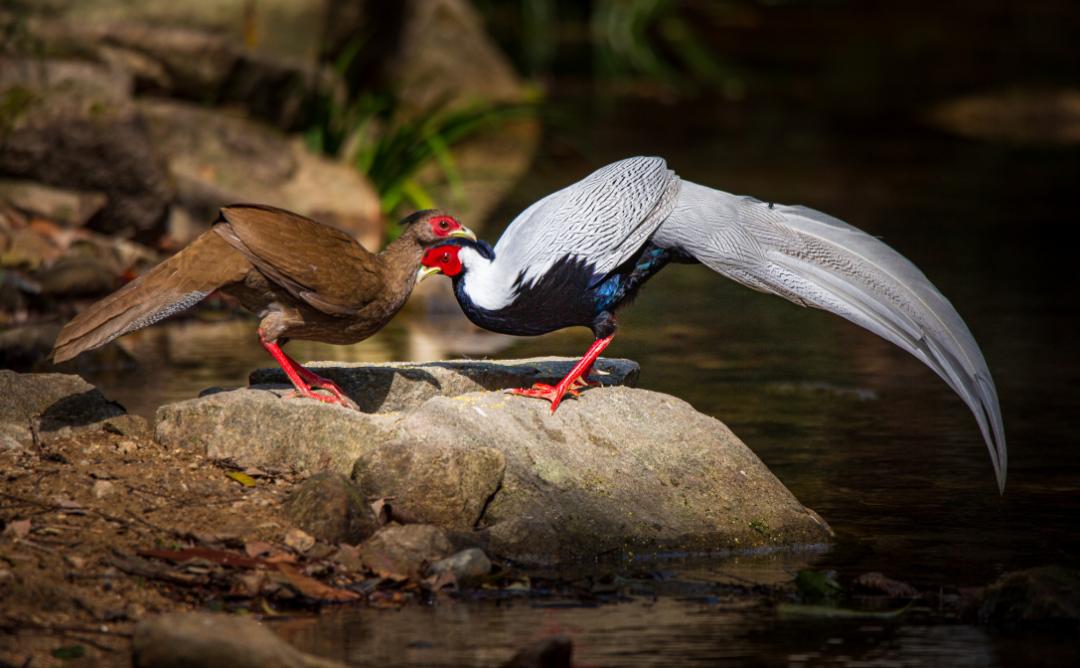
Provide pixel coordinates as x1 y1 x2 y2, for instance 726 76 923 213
654 181 1007 492
480 157 680 304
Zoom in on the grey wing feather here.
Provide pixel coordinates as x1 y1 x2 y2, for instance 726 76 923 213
494 157 681 285
657 182 1007 492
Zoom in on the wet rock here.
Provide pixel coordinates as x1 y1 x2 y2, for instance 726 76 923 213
0 370 126 446
427 548 492 584
132 611 345 668
283 472 379 545
360 524 455 580
500 636 573 668
0 59 173 240
250 357 640 414
139 99 380 249
352 438 504 530
976 566 1080 627
155 388 398 473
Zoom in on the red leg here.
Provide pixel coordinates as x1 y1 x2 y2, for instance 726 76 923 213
258 331 357 409
279 350 353 405
510 336 613 413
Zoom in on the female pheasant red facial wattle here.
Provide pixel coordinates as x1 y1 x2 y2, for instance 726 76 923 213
428 215 468 239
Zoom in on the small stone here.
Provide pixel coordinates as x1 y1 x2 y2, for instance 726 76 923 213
283 472 378 545
360 524 454 581
427 548 492 584
65 554 87 569
115 440 139 455
283 528 315 553
92 480 116 499
976 566 1080 627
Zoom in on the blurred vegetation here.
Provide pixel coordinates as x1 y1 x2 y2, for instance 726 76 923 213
303 37 536 226
304 91 534 221
475 0 745 96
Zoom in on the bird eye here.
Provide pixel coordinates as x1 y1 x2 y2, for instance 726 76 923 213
438 219 450 229
441 253 450 262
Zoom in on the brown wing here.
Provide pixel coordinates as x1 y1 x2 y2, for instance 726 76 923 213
213 204 383 316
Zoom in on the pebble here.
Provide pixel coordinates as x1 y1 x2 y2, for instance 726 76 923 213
92 479 116 499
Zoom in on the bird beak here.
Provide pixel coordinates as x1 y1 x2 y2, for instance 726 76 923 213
449 227 477 242
416 266 442 284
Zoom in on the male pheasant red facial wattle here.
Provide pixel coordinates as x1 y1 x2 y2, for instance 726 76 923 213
418 245 464 280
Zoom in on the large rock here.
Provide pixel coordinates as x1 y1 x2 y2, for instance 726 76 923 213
139 99 381 249
0 59 174 240
397 388 831 562
154 358 831 563
7 4 335 129
133 611 345 668
249 357 640 414
0 370 132 446
155 388 398 473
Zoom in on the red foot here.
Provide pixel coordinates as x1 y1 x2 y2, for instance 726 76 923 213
259 331 359 410
508 336 613 413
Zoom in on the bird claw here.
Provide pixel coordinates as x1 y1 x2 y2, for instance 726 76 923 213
283 387 360 410
508 382 582 412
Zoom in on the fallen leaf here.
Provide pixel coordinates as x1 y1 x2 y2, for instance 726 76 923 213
138 547 261 569
777 602 912 620
2 519 31 540
226 471 257 487
853 572 920 598
275 563 360 602
284 528 315 553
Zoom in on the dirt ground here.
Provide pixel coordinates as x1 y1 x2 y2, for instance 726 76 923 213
0 425 361 668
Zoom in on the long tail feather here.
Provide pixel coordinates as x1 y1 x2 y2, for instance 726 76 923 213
51 230 250 364
662 182 1007 491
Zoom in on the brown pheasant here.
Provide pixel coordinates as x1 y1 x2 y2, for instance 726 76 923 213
51 205 475 409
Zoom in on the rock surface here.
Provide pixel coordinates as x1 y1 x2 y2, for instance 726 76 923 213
0 369 129 446
249 357 640 414
0 59 174 240
133 611 344 668
283 472 379 545
360 524 455 580
975 566 1080 627
154 358 832 563
139 100 381 249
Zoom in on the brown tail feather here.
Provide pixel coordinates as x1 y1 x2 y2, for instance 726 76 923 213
51 230 251 363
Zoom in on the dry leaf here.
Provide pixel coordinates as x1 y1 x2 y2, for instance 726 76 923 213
225 471 257 487
275 563 360 602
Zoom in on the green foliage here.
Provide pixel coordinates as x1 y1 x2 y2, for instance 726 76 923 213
0 86 37 136
304 32 536 224
307 92 534 222
51 645 86 660
794 569 843 603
